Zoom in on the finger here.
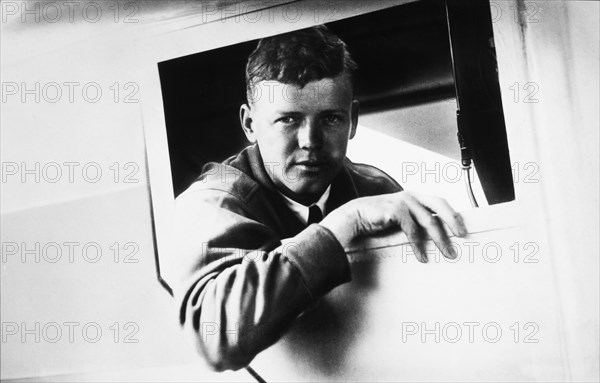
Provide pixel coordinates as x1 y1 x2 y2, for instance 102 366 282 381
396 201 428 263
412 193 467 237
402 195 457 260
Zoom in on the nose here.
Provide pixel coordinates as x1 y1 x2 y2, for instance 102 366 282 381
297 118 323 151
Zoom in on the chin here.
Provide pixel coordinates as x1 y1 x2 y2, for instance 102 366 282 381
292 183 328 197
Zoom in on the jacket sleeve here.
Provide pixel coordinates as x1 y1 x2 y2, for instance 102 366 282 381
172 187 351 372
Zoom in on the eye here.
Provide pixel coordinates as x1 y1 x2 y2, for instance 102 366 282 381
323 114 342 125
276 116 298 124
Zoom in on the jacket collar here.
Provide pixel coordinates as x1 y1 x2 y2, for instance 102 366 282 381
229 144 360 235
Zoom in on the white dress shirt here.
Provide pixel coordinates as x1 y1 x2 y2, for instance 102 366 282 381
278 185 331 225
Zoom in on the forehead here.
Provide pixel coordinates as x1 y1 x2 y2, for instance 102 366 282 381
251 76 353 114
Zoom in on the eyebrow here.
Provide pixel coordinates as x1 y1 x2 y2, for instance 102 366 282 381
273 109 347 115
318 109 347 114
274 111 304 115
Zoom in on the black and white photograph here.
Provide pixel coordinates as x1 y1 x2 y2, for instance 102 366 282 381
1 0 599 381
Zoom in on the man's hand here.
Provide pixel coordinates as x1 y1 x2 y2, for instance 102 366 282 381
320 191 468 262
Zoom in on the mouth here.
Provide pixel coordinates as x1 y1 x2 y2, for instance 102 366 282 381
293 159 329 173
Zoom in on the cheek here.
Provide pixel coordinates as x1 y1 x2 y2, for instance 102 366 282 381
325 130 350 157
256 127 294 159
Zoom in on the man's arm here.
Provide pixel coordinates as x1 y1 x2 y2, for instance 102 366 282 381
173 189 351 371
173 188 466 371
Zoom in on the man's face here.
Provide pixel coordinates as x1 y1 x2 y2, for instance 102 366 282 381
241 75 358 205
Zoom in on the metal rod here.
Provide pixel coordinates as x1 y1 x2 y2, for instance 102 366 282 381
463 166 479 208
245 366 267 383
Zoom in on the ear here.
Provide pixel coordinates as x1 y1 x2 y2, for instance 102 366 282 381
240 104 257 143
349 100 359 140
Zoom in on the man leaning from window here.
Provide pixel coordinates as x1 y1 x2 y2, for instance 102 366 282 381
173 25 467 372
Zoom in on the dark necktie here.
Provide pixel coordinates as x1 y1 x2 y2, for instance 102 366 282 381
307 205 323 225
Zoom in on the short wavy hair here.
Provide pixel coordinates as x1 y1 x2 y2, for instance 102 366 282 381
245 25 357 103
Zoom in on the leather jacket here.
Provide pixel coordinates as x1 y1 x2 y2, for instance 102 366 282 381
173 144 402 371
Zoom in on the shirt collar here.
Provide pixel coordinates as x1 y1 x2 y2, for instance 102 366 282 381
277 186 331 225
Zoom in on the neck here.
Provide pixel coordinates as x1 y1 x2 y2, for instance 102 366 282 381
277 185 322 206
